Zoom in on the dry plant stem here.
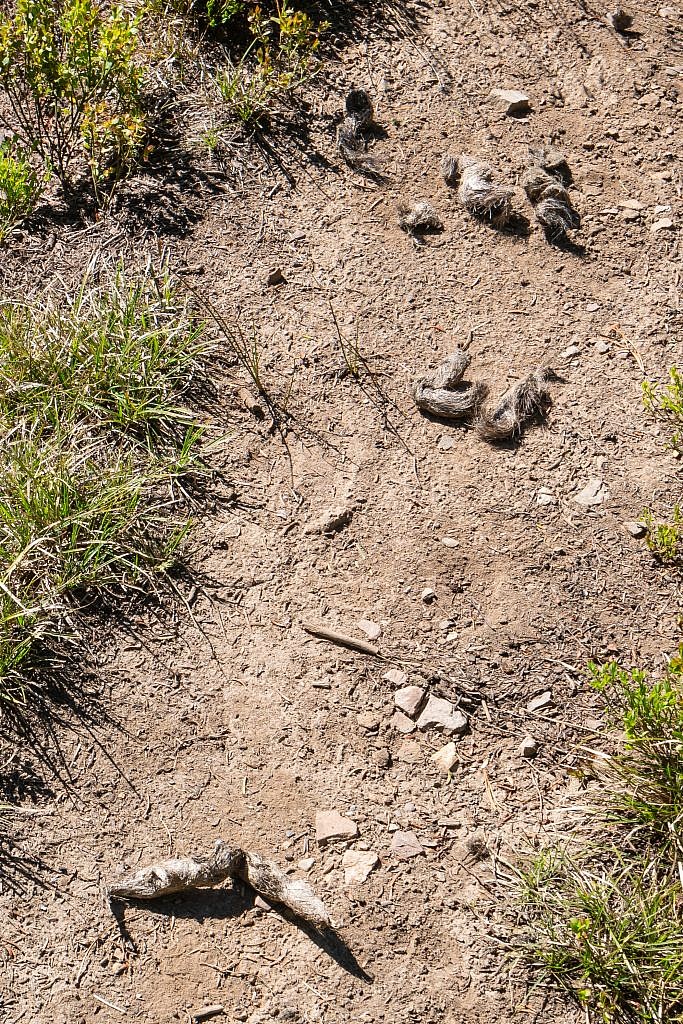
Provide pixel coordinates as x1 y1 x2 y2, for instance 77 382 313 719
476 367 554 442
301 621 380 657
458 155 514 226
412 349 487 419
108 840 332 928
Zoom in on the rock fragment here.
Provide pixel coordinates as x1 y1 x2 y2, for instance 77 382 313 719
430 741 458 772
357 619 382 640
391 711 416 734
342 849 379 884
394 685 427 718
488 88 531 114
651 218 674 233
574 478 608 507
390 830 425 860
383 668 408 688
315 811 359 845
520 735 539 758
624 520 646 538
527 691 553 713
416 695 468 735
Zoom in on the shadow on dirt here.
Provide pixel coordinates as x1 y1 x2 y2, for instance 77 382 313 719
110 880 373 981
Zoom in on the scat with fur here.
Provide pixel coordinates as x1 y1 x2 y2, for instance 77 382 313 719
413 348 487 419
476 367 555 442
397 201 444 235
458 155 514 226
523 166 580 238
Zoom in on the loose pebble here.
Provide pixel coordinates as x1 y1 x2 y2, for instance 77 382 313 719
357 618 382 640
488 88 531 114
527 691 553 713
624 520 646 538
416 695 468 736
421 587 436 603
391 711 416 734
390 830 425 860
430 741 458 773
574 477 608 507
315 810 359 844
394 685 427 717
520 735 539 758
342 849 379 884
383 668 408 688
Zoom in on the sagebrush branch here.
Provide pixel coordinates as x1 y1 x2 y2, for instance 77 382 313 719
108 840 332 929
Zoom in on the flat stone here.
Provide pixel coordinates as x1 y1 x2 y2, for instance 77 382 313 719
357 711 380 731
421 587 436 603
396 738 422 763
574 477 608 507
416 695 468 736
520 735 539 758
357 618 382 641
430 741 458 773
536 486 556 506
527 691 553 713
391 711 416 734
315 811 359 845
619 199 645 211
341 849 379 885
595 339 611 354
562 344 580 358
390 830 425 860
651 218 674 232
298 857 315 871
383 668 408 688
489 88 531 114
318 506 353 534
441 537 458 548
394 685 427 717
624 520 646 538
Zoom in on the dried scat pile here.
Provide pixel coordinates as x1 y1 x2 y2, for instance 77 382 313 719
412 348 486 418
336 88 377 172
413 352 555 443
397 201 444 235
523 165 580 240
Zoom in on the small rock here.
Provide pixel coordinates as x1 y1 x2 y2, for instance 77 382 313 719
267 268 285 286
357 618 382 641
624 520 646 538
437 435 455 451
619 199 645 211
394 685 427 718
653 204 671 215
439 618 455 630
371 746 391 768
536 486 556 506
621 208 641 223
254 895 272 912
651 218 674 232
383 668 408 688
357 711 380 731
416 695 468 736
421 587 436 603
318 506 354 534
341 849 379 885
430 741 458 773
391 711 416 734
520 735 539 758
574 477 608 507
191 1007 225 1023
237 386 266 420
527 691 553 713
562 344 580 358
585 301 601 312
488 88 531 115
315 810 359 845
396 738 423 763
298 857 315 871
595 339 611 354
441 537 458 548
390 830 425 860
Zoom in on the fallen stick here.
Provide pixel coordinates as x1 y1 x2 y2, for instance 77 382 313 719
301 621 381 657
108 840 331 929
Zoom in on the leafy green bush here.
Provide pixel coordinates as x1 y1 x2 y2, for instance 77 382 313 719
641 506 682 564
0 0 145 183
0 137 44 239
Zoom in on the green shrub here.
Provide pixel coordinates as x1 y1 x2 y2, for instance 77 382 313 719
640 506 682 564
0 0 145 183
0 137 44 240
643 367 683 452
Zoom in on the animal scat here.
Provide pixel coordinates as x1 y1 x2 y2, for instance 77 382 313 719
476 367 555 442
397 201 444 235
413 349 487 419
458 155 514 226
522 166 580 238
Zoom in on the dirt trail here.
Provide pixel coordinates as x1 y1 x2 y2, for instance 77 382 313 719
2 2 682 1022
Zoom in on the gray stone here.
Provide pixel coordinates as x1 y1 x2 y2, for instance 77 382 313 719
421 587 436 603
595 339 611 354
383 668 408 688
624 520 646 538
315 810 359 844
562 344 581 358
391 711 416 734
489 88 531 114
342 849 379 884
416 695 468 735
520 735 539 758
574 477 608 507
357 618 382 640
527 691 553 713
390 830 425 860
651 218 674 232
394 685 427 717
